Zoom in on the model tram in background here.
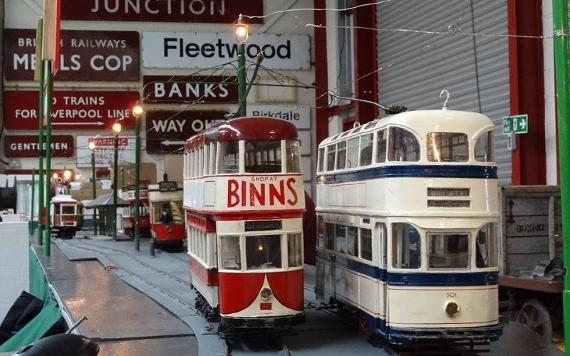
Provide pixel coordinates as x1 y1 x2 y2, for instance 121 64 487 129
183 116 305 330
121 184 151 238
50 194 83 239
148 181 185 248
315 110 502 345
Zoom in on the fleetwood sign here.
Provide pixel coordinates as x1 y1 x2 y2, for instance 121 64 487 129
4 29 140 81
4 90 139 130
143 75 238 104
4 135 74 158
146 110 228 154
142 32 311 70
61 0 263 23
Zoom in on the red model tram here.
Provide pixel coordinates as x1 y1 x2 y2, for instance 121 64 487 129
121 184 151 238
183 116 306 330
148 181 185 248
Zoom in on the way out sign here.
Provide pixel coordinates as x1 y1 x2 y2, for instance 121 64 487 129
503 114 528 134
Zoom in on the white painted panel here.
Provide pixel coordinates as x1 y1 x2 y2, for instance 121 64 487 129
0 223 29 321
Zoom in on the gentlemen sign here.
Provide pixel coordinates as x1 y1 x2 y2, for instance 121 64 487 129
4 29 139 81
4 135 74 158
76 136 136 168
143 75 238 104
143 32 311 70
61 0 263 23
4 90 139 130
146 111 228 154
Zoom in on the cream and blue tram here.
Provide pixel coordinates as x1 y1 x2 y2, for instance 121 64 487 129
315 110 501 344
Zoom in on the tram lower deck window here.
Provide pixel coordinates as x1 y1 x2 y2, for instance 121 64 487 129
220 235 241 270
428 233 469 269
61 205 75 214
476 223 498 268
288 233 303 267
246 235 282 270
392 223 421 269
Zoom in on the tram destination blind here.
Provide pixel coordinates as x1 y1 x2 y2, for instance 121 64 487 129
245 220 283 232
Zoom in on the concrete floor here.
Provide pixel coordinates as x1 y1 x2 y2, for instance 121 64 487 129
29 232 565 356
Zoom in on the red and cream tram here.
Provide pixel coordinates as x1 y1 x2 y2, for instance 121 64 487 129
120 184 151 238
148 181 185 248
183 116 305 330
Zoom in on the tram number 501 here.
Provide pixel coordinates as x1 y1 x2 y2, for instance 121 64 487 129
446 292 457 299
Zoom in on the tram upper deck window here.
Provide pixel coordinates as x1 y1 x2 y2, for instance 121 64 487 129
388 127 420 162
336 141 347 169
428 233 469 269
219 141 239 173
475 131 494 162
335 225 347 253
327 145 336 171
347 226 358 256
220 235 241 270
476 223 498 268
360 134 373 166
246 235 282 270
376 129 387 163
61 205 75 214
245 141 282 173
318 147 325 172
288 233 303 267
286 140 301 173
346 138 359 169
392 223 421 269
427 132 468 162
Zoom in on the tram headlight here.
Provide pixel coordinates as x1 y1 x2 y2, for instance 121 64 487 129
445 301 460 317
260 288 273 301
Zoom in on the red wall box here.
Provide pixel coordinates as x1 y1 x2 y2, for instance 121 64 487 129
4 135 74 158
4 90 140 130
4 29 140 81
143 75 238 104
60 0 263 23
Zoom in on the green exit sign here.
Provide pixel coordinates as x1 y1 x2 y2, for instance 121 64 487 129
503 114 528 134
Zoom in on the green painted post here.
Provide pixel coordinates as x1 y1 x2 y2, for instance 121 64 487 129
36 20 45 246
44 60 53 256
552 0 570 350
134 116 141 251
30 169 35 235
113 133 119 241
237 42 246 117
91 148 98 235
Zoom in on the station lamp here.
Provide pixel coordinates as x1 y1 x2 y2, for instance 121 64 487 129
131 102 145 252
234 15 249 44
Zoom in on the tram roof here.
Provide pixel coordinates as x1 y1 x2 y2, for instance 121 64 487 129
319 110 494 146
185 116 298 151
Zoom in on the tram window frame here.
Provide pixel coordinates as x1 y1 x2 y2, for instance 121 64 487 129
286 140 301 173
391 223 421 269
360 228 372 261
426 132 468 162
335 225 347 253
209 143 217 175
203 145 209 176
317 216 326 249
244 140 283 173
359 134 373 166
388 127 420 162
219 141 239 174
346 137 360 169
288 233 303 268
475 131 494 162
220 235 242 271
317 147 325 172
376 129 387 163
336 141 347 169
325 223 335 250
326 145 336 171
245 234 283 270
346 226 358 256
476 223 498 268
427 233 470 270
198 147 204 177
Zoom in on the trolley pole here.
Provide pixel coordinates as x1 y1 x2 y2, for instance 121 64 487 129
552 0 570 350
36 20 44 246
44 60 53 257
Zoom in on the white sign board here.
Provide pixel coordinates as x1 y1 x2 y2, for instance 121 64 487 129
247 105 311 129
142 32 311 70
76 136 136 168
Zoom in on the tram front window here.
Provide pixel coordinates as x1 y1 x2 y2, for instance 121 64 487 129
476 223 498 268
245 141 282 173
427 132 468 162
392 223 421 269
475 131 494 162
61 205 75 215
286 140 301 173
288 233 303 267
428 233 469 269
220 235 241 270
219 141 239 173
246 235 282 270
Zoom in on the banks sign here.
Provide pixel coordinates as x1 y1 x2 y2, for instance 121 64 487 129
142 32 311 70
61 0 263 23
4 135 74 158
145 110 228 154
143 75 238 104
4 29 139 81
4 90 139 130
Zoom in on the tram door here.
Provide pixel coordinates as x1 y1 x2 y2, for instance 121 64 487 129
376 223 388 320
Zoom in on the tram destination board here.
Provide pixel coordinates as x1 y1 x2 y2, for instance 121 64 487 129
159 181 178 192
245 220 282 232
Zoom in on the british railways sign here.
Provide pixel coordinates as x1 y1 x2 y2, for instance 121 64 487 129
4 90 139 130
4 29 139 81
61 0 263 23
142 32 311 70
